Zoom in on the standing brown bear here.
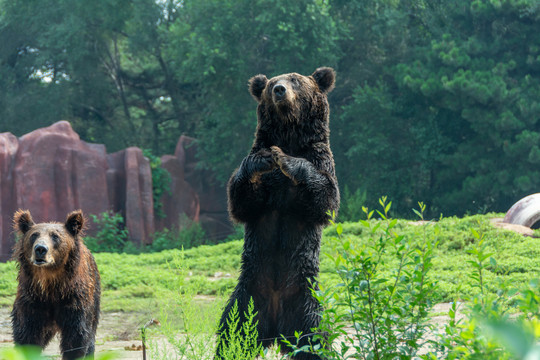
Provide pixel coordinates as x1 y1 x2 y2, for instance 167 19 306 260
11 210 101 360
216 68 339 359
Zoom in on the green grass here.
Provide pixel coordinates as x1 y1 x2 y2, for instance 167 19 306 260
323 213 540 303
0 214 538 312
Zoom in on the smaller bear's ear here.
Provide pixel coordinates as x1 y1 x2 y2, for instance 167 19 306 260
312 67 336 94
13 210 34 235
65 210 85 237
249 75 268 102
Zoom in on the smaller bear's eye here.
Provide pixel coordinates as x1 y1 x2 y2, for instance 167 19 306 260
291 77 299 84
30 233 39 242
51 233 60 243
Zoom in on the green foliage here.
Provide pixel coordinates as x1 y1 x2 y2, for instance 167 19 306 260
143 149 172 219
2 0 540 215
422 232 540 359
168 0 340 181
337 186 367 222
149 216 206 251
215 299 263 360
394 0 540 215
0 346 117 360
290 200 437 359
86 211 207 254
147 251 225 359
223 224 245 242
85 212 130 253
0 346 42 360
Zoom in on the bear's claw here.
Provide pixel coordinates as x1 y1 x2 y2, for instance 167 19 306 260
270 146 285 167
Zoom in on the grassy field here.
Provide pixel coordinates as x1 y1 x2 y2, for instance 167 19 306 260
0 213 539 359
0 213 538 314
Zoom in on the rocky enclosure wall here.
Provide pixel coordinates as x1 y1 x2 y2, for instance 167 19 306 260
0 121 231 261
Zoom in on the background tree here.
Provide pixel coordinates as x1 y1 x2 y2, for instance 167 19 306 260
165 0 339 180
397 0 540 214
1 0 540 218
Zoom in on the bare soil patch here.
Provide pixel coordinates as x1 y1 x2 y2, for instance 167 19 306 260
0 307 149 359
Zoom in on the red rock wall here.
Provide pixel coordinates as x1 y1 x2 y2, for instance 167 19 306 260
174 136 232 242
107 148 155 246
0 132 19 261
0 121 232 261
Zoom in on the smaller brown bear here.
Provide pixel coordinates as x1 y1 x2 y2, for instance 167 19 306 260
11 210 101 360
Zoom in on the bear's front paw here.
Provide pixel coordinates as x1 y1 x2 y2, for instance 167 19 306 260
270 146 298 185
247 149 275 184
252 149 275 173
270 146 286 167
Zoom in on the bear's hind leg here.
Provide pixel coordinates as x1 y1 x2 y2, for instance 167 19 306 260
278 293 325 360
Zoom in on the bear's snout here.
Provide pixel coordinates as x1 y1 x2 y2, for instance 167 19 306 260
34 244 48 259
33 243 49 264
273 83 287 99
31 239 54 266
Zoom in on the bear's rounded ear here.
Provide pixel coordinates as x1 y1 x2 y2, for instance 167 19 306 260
13 210 34 235
249 74 268 102
65 210 85 236
312 67 336 94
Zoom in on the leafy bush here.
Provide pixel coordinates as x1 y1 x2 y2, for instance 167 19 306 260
147 251 260 360
85 211 130 253
215 299 263 360
288 199 437 359
338 185 367 222
422 230 540 359
143 149 172 219
0 346 117 360
148 215 206 252
223 224 245 242
86 212 206 254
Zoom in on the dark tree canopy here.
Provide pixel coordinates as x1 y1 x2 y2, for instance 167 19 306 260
1 0 539 218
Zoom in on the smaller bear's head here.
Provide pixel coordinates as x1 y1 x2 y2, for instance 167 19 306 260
248 67 335 122
13 210 85 268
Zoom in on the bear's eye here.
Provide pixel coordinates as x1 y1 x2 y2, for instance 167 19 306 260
291 76 299 84
51 233 60 243
29 233 39 243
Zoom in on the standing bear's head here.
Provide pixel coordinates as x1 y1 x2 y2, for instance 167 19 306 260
13 210 85 269
248 67 335 124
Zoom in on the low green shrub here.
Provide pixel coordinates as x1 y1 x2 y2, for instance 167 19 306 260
287 199 437 359
215 299 263 359
422 229 540 359
149 215 206 252
86 212 207 254
0 346 117 360
85 211 129 253
147 251 227 359
143 149 172 219
338 185 367 222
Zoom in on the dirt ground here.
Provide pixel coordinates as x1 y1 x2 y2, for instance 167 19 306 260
0 303 463 359
0 307 149 359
